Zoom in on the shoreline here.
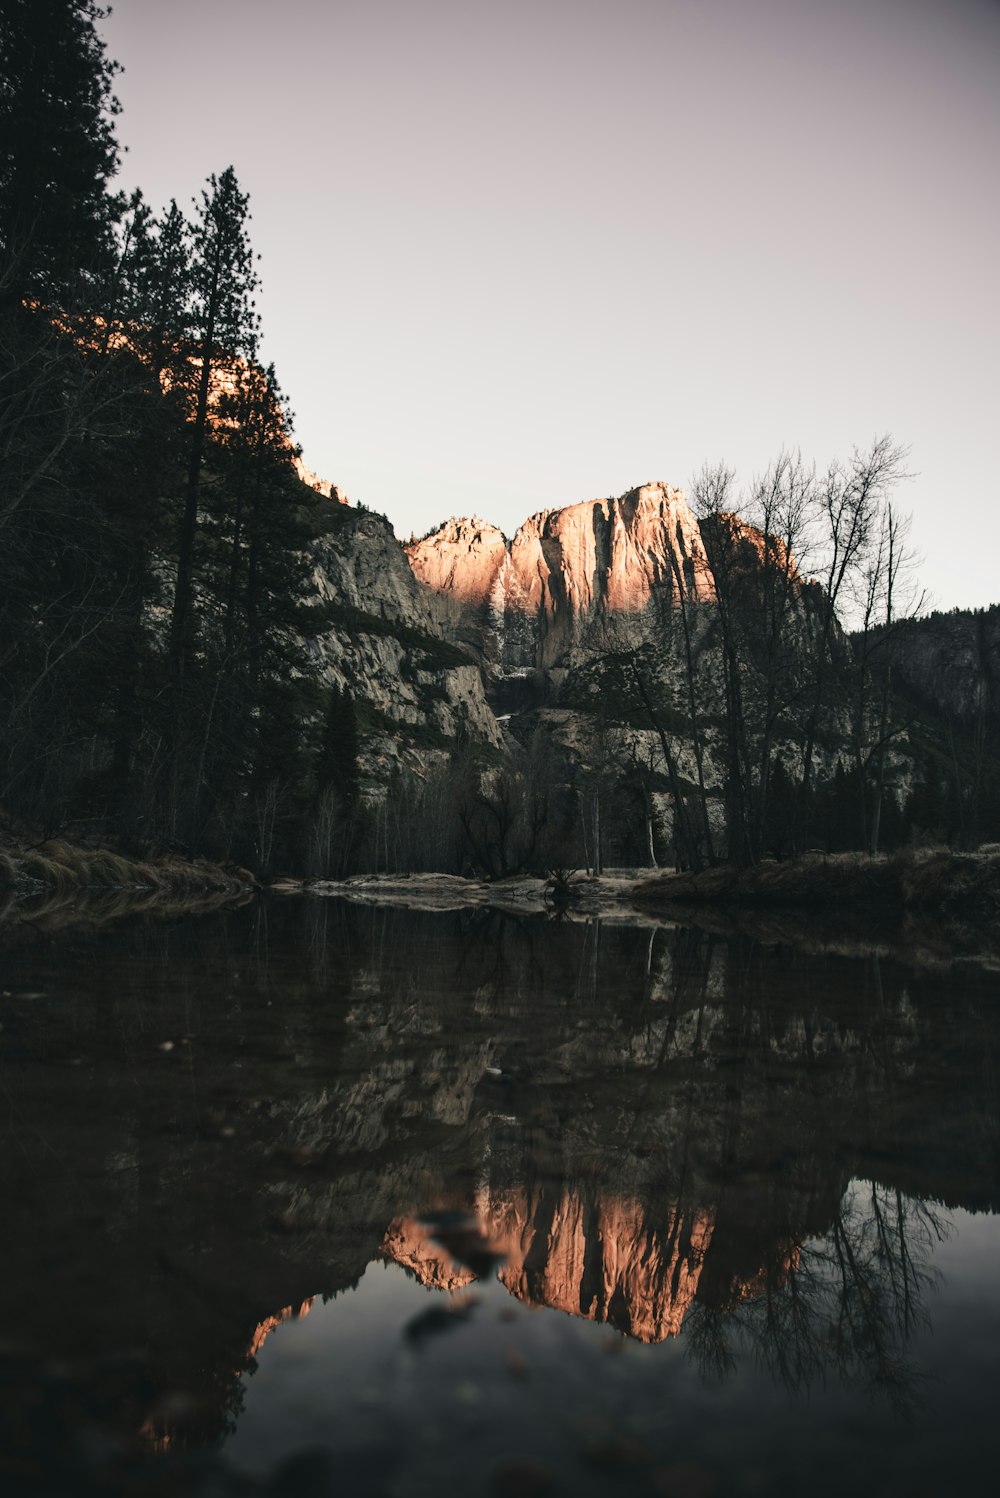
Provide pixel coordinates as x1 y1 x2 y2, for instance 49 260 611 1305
282 870 659 922
280 847 1000 931
633 846 1000 928
4 845 998 961
0 841 257 901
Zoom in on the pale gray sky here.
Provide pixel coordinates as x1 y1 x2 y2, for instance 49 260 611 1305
103 0 1000 610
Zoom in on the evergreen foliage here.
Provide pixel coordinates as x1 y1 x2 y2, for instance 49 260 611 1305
0 0 122 306
315 687 360 809
0 3 996 883
0 1 347 874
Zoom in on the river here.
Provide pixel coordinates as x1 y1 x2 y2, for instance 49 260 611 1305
1 895 997 1496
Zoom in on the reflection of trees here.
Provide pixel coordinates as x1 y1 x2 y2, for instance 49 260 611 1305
3 893 996 1462
686 1181 948 1410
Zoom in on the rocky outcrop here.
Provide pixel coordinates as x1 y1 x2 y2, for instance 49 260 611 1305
406 482 713 674
380 1218 479 1292
306 505 502 778
247 1299 314 1360
294 455 350 505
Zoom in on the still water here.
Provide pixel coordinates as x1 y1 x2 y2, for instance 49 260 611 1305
0 895 998 1496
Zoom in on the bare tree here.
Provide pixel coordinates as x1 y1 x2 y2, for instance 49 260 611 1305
797 436 910 841
850 503 925 851
743 451 816 853
691 463 756 864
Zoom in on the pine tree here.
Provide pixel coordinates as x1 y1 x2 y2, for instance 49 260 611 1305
315 687 360 809
169 167 259 678
116 195 191 380
0 3 145 827
0 0 122 308
187 363 333 848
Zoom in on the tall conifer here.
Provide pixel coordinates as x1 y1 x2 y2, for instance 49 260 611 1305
169 168 259 677
0 0 122 308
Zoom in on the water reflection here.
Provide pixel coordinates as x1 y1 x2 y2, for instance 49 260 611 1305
0 897 998 1493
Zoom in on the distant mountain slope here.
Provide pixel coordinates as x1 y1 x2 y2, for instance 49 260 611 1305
874 607 1000 728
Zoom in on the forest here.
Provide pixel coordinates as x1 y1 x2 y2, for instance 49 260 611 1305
1 0 358 873
2 1 997 886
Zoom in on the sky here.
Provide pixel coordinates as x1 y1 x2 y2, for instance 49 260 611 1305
102 0 1000 611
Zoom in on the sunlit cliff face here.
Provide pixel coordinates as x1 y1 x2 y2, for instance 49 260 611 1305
404 482 732 674
405 517 510 605
43 305 345 505
406 482 716 624
405 482 816 680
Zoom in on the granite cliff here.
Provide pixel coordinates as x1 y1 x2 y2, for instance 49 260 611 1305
303 499 502 778
300 474 992 852
406 482 713 677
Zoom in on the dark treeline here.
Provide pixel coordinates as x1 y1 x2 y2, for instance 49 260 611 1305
576 447 1000 872
685 451 1000 864
2 4 997 885
0 0 359 872
378 447 1000 880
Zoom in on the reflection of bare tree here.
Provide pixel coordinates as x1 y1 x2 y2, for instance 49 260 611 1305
3 894 996 1471
686 1181 948 1410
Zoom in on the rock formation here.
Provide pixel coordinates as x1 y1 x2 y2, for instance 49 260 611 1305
406 482 713 675
306 503 502 778
300 474 980 830
489 1187 713 1342
293 455 350 505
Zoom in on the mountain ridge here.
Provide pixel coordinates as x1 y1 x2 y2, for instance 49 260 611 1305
405 480 714 675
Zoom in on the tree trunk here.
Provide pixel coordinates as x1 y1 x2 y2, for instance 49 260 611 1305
665 552 715 863
631 659 703 872
592 790 601 877
170 243 221 678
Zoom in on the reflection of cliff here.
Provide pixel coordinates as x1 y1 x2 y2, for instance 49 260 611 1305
383 1191 713 1342
382 1189 812 1344
492 1189 712 1341
247 1299 314 1361
1 897 998 1466
381 1219 478 1292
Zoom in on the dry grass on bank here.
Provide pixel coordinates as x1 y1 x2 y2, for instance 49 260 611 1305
634 846 1000 927
0 883 256 937
0 841 255 898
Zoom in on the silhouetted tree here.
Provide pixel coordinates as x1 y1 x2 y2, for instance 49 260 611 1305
169 167 259 679
0 0 122 309
315 686 360 810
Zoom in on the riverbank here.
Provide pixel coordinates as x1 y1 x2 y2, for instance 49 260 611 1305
633 846 1000 927
281 849 1000 930
286 851 1000 961
0 840 256 900
7 842 997 946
